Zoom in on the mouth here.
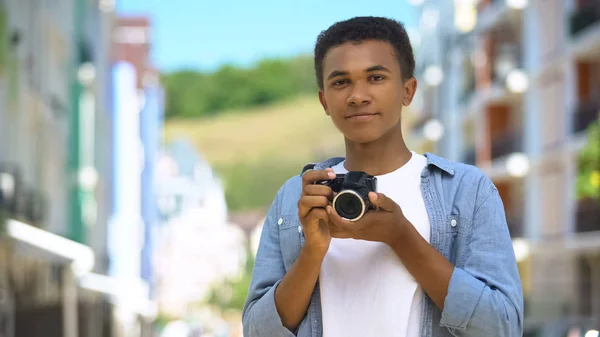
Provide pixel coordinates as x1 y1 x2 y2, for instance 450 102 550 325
345 112 379 121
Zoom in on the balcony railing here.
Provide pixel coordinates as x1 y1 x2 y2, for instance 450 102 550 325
569 3 600 37
575 198 600 233
572 99 600 134
491 131 522 160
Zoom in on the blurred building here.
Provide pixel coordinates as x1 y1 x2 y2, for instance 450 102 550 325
0 2 167 337
140 78 164 294
105 15 164 337
411 0 600 334
153 140 245 319
110 19 163 293
0 0 118 337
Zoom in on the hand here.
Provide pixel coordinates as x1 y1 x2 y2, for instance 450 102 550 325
326 192 408 247
298 168 336 256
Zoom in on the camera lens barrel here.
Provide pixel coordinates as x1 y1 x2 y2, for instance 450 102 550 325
332 189 367 221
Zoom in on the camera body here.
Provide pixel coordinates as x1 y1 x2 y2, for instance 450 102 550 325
315 171 377 221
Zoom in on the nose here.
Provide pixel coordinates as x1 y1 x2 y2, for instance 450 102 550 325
347 82 371 106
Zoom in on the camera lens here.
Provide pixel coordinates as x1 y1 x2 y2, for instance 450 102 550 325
333 190 365 221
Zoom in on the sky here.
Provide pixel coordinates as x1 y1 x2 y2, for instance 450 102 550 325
117 0 421 73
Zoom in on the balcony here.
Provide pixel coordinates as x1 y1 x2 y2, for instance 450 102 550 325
473 27 523 105
572 99 600 134
491 43 523 88
0 162 49 229
569 2 600 37
491 131 521 160
575 198 600 233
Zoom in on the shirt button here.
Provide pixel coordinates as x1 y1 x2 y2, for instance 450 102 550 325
298 226 303 233
451 219 457 227
277 218 283 225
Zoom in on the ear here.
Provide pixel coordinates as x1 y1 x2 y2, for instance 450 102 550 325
402 77 418 106
318 90 330 115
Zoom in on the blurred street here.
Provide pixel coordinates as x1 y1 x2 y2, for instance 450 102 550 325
0 0 599 337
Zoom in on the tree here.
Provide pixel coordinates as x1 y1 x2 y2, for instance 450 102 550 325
161 55 317 120
204 254 255 314
576 114 600 202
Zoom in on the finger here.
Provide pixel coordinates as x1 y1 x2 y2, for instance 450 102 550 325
326 205 355 233
302 168 336 188
328 220 353 239
298 196 330 218
310 208 329 224
300 196 330 209
303 184 334 198
303 208 329 229
368 192 396 212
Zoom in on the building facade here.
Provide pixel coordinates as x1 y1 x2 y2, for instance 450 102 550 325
107 14 166 337
410 0 600 334
0 0 119 336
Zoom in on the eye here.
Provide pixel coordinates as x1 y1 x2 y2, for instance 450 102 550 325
370 75 386 82
332 79 350 87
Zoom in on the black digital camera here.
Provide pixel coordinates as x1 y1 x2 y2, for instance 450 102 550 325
314 171 377 222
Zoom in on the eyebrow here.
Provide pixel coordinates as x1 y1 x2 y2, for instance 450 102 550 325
326 65 392 80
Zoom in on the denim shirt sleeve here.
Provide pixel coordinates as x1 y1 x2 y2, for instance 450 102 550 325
440 179 524 337
242 183 297 337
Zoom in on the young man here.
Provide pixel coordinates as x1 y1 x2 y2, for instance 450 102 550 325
242 16 523 337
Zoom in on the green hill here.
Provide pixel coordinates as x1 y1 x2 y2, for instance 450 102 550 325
161 56 317 119
164 95 345 211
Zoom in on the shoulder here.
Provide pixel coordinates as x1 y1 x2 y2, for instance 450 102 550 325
452 162 496 191
280 174 303 196
453 163 498 208
425 153 498 206
271 174 303 216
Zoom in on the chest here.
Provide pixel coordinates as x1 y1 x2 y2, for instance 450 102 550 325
378 174 431 245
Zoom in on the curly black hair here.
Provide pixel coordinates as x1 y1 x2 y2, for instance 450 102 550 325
314 16 415 90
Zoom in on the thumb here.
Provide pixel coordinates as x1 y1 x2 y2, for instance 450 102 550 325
368 192 396 211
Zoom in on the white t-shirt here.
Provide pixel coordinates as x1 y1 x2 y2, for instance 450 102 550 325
319 151 431 337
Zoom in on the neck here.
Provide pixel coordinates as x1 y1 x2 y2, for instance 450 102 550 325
343 122 412 176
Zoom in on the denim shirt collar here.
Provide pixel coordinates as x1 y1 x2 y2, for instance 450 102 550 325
310 152 455 176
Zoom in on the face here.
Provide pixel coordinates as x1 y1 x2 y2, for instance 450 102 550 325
318 40 417 144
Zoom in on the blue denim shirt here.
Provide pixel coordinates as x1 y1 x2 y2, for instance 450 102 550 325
242 153 524 337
